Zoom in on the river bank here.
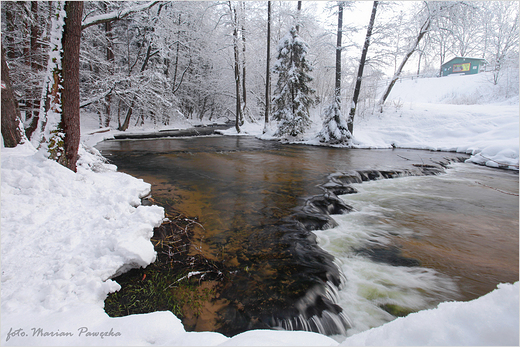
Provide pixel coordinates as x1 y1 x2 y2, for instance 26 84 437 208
2 138 518 346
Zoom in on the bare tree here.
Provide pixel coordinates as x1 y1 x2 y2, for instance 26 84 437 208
240 1 248 115
263 1 272 133
446 2 482 58
119 43 160 131
348 1 378 134
103 2 115 128
229 1 243 133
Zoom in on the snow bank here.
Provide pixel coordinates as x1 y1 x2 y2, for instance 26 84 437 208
353 72 519 170
1 142 163 315
341 282 519 346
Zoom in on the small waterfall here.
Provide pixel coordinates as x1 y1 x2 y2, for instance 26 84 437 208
270 159 467 336
271 281 352 336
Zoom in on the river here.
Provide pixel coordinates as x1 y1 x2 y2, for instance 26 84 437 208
96 135 518 338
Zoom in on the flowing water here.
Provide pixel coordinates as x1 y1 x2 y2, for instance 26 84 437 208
313 163 519 336
96 135 518 337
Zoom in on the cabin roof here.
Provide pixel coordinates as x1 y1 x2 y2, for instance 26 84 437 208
442 56 488 67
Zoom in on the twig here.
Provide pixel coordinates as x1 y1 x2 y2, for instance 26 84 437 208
475 181 519 196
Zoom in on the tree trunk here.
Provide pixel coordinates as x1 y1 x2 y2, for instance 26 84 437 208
5 5 16 59
1 47 24 147
60 1 83 172
229 2 242 133
241 1 247 113
263 1 271 133
104 3 114 128
24 1 44 140
416 50 422 77
379 17 430 112
296 1 302 33
334 2 344 102
348 1 378 134
172 14 182 92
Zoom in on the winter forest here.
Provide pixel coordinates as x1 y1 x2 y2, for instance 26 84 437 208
2 1 519 172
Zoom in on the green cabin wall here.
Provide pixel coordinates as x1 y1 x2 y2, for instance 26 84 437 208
442 58 485 76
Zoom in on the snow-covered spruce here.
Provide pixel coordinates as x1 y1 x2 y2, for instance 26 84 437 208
272 26 315 139
317 100 352 145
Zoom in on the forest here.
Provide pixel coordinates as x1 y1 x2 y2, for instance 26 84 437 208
1 1 518 172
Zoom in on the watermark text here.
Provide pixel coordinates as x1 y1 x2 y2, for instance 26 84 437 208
5 327 122 342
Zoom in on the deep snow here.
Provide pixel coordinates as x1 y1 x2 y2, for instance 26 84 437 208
1 71 518 345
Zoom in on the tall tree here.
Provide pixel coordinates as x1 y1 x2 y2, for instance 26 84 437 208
348 1 378 134
103 2 115 128
24 1 44 138
272 26 314 138
229 1 243 133
317 1 351 145
240 1 248 116
29 1 83 172
429 11 453 77
296 1 302 33
60 1 84 171
1 47 25 147
31 1 67 151
263 1 272 133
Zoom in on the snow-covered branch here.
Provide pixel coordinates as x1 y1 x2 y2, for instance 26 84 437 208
79 84 116 109
81 1 161 30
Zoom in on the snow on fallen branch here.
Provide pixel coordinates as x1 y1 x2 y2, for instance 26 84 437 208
81 1 161 30
477 154 520 169
171 271 206 286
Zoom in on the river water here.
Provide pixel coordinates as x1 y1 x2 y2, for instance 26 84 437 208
96 135 518 337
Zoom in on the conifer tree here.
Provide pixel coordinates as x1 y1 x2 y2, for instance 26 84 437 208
317 2 351 145
272 26 314 138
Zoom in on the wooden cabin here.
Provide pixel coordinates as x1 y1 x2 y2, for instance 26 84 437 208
441 57 487 76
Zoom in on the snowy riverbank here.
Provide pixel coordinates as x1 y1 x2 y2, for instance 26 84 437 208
230 72 519 171
2 72 518 345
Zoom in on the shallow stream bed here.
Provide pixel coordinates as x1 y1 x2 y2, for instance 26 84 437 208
96 136 518 337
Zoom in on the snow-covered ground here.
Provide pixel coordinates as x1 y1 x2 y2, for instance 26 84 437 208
2 71 518 345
